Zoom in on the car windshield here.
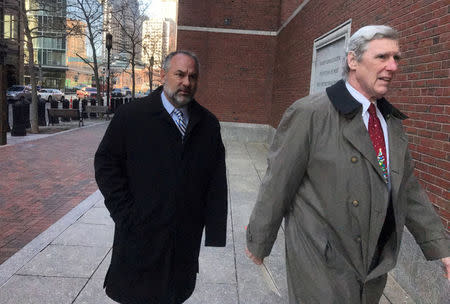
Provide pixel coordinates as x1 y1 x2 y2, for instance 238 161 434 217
8 86 24 91
86 88 97 92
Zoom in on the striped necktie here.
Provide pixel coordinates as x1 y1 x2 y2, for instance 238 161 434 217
173 108 187 137
368 103 388 182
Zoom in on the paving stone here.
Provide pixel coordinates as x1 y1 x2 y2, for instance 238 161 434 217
17 244 109 278
92 250 112 279
226 158 258 176
52 222 113 247
78 207 114 226
0 123 108 263
73 278 118 304
236 262 288 304
185 281 238 304
198 252 236 284
0 275 87 304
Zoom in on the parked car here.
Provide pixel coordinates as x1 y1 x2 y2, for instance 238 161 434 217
76 87 98 100
6 85 32 103
38 88 65 102
122 87 132 96
111 88 124 97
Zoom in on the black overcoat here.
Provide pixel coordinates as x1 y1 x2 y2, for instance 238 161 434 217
94 87 228 304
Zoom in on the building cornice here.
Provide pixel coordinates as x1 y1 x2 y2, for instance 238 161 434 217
178 0 312 37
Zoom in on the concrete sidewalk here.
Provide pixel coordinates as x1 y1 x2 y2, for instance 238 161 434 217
0 140 414 303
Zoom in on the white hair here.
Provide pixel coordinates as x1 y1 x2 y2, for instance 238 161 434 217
343 25 399 78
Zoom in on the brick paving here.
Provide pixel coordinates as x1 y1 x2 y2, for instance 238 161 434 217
0 123 109 264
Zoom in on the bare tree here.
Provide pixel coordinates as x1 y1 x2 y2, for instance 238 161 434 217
66 0 104 105
142 37 159 92
12 0 67 133
110 0 147 99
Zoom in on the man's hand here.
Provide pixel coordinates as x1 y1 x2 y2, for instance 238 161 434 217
245 247 263 265
442 257 450 281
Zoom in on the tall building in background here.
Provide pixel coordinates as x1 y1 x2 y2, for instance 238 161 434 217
103 0 141 61
25 0 67 89
65 19 93 88
1 0 25 88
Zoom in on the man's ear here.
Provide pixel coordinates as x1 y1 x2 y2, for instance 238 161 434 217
347 52 358 71
160 69 166 84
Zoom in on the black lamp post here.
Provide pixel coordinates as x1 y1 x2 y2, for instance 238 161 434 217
149 55 154 93
106 33 112 108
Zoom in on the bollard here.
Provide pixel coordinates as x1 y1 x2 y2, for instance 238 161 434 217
11 100 27 136
89 99 97 118
72 98 79 110
50 98 59 124
69 96 73 109
82 99 88 118
62 99 70 121
38 98 46 126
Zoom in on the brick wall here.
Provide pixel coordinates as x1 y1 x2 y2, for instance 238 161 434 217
177 31 276 123
178 0 280 30
178 0 449 229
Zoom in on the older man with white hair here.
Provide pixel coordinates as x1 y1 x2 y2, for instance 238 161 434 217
246 25 449 303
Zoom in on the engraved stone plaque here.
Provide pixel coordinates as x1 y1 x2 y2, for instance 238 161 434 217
310 21 351 94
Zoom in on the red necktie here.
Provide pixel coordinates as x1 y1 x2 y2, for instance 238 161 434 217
368 103 388 181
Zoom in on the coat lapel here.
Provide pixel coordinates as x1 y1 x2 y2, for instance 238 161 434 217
386 117 408 230
184 101 203 141
342 112 388 183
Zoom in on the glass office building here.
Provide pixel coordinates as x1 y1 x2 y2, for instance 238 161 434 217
24 0 67 89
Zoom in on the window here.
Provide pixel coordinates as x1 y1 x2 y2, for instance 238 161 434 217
4 15 15 39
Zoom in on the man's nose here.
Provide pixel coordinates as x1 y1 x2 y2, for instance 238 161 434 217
182 76 190 87
386 57 398 72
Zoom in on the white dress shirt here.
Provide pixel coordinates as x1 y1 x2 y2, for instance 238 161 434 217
161 91 190 127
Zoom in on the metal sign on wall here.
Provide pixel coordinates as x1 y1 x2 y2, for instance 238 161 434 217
310 20 352 94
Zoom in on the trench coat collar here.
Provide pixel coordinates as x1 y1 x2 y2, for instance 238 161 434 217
147 86 203 142
326 79 408 120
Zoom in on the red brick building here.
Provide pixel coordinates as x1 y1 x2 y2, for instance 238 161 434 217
177 0 449 230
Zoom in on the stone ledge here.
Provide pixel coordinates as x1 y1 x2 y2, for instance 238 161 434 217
220 121 275 144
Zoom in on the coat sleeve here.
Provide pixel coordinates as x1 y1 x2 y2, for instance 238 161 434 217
403 149 450 260
94 106 137 230
204 122 228 247
246 101 313 258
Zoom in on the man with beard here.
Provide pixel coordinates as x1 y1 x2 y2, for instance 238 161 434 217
95 51 228 304
245 25 449 303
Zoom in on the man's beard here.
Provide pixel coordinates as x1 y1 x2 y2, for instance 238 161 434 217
163 84 194 107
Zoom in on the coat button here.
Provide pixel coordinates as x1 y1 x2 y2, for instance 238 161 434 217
352 200 359 207
355 236 362 243
351 156 358 163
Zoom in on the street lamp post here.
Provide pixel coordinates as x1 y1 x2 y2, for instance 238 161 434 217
106 33 112 108
150 55 154 93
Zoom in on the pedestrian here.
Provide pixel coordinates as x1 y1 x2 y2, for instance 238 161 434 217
95 50 228 304
245 25 449 303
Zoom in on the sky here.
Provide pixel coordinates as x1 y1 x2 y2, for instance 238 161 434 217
145 0 177 21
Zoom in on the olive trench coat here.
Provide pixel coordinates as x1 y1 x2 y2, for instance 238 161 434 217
95 87 228 304
246 80 449 304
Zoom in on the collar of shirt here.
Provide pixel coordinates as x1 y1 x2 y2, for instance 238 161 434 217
161 91 190 125
345 81 373 120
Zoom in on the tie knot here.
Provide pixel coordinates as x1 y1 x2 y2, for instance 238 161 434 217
368 103 377 116
174 108 184 119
